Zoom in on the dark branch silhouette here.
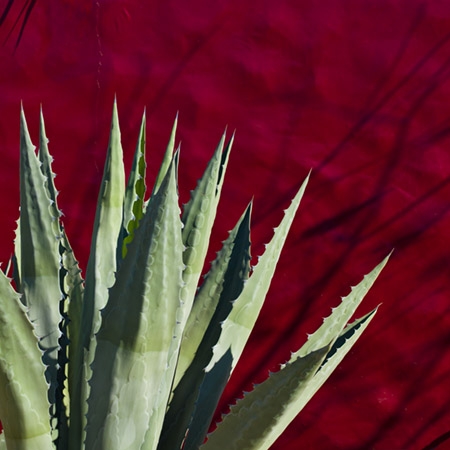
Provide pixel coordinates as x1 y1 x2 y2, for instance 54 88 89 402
0 0 37 49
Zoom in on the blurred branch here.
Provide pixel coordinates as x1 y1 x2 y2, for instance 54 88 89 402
0 0 36 49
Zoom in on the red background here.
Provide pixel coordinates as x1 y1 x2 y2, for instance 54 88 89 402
1 1 449 449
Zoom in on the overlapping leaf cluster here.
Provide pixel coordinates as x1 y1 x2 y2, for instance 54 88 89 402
0 103 389 450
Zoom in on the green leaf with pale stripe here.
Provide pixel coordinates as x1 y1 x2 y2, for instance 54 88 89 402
292 253 390 361
173 202 252 388
18 106 63 420
0 269 54 450
85 155 185 450
182 175 309 450
202 309 377 450
82 99 126 335
158 203 252 450
37 107 74 447
180 132 233 328
203 262 391 450
201 346 329 450
212 175 309 372
68 100 126 449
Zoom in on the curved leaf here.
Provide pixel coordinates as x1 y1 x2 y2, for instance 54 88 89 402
0 270 53 450
18 106 62 421
86 156 184 450
182 174 309 450
158 203 252 450
69 100 125 449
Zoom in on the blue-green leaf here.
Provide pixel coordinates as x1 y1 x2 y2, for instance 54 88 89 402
69 100 125 449
0 269 54 450
121 110 147 259
158 203 252 450
18 107 63 424
182 175 309 449
86 155 185 450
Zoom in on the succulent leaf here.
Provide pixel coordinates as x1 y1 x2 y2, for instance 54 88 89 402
201 345 330 450
0 105 388 450
37 107 87 448
38 107 61 221
214 175 309 371
152 113 178 196
202 308 378 450
60 228 85 450
69 99 126 448
174 201 252 387
18 106 63 423
82 98 126 337
86 155 185 450
0 269 53 449
121 110 147 259
180 132 233 322
181 175 309 449
292 253 391 361
37 107 75 447
158 203 252 450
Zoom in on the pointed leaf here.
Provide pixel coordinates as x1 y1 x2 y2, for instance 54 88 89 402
304 308 379 409
121 110 147 258
38 107 72 446
173 202 252 388
69 100 125 448
18 106 63 416
85 156 185 450
60 227 85 448
158 204 252 450
38 106 61 221
202 309 377 450
0 270 54 449
182 175 309 449
152 112 178 195
292 253 390 361
82 99 126 335
180 133 233 329
201 345 330 450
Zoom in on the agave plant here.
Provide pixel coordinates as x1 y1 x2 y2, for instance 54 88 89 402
0 101 389 450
